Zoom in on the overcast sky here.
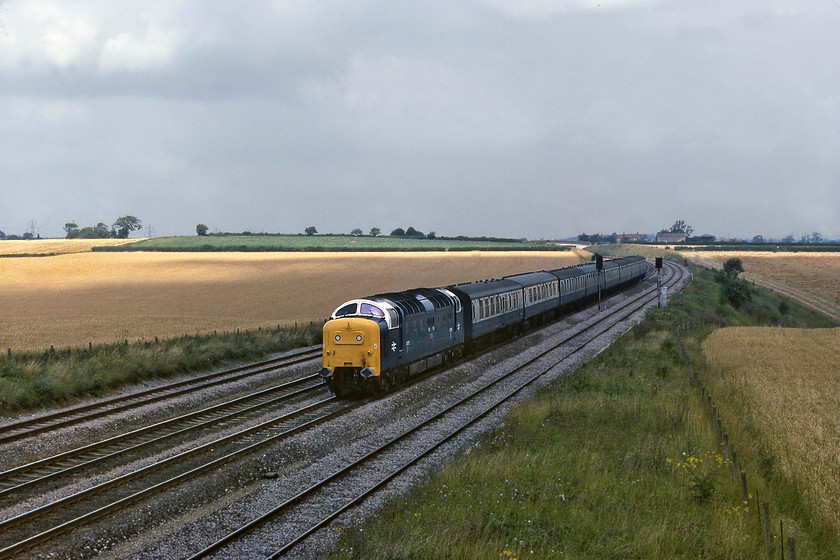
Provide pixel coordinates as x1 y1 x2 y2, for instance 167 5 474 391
1 0 838 240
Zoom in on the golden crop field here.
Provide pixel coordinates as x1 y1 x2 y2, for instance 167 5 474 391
0 239 140 256
704 327 840 534
0 248 586 351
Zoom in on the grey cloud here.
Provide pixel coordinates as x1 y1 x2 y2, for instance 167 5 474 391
1 0 838 240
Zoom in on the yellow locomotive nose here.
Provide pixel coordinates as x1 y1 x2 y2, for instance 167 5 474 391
320 317 381 380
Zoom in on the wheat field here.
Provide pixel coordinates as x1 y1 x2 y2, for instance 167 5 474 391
0 248 586 351
0 239 140 256
703 326 840 534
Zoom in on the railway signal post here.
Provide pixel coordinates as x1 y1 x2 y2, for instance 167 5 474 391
595 254 604 310
655 257 667 307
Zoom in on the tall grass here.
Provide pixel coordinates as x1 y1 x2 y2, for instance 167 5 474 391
329 267 839 559
0 323 322 413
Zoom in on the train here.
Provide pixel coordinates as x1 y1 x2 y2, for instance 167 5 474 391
319 255 648 397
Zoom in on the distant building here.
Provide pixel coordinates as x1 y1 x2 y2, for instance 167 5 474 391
656 232 687 243
616 233 643 243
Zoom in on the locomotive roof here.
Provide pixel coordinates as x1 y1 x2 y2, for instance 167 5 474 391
370 287 457 315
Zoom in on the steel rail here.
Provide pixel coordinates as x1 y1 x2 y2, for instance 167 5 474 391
0 394 363 559
187 262 685 559
0 375 326 499
0 346 322 445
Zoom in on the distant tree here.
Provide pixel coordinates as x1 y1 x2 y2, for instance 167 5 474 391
782 234 795 243
351 228 363 236
578 233 591 242
64 222 80 239
22 232 35 240
113 215 142 239
305 226 317 236
722 257 744 279
77 223 111 238
405 226 424 238
800 234 812 243
0 229 5 239
811 232 823 243
668 220 694 237
369 227 381 237
427 231 436 239
390 228 406 236
196 224 209 236
751 235 764 243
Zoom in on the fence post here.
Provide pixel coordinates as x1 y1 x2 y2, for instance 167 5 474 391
723 432 730 462
762 500 772 553
7 348 10 359
740 470 749 505
731 449 739 482
780 520 784 560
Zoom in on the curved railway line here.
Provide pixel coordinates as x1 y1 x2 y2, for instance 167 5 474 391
0 260 687 559
185 261 685 559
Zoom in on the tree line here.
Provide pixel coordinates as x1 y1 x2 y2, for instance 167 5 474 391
64 216 142 239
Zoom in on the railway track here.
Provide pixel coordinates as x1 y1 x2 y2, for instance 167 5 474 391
0 345 323 446
185 261 687 559
0 391 359 559
0 373 328 506
0 261 683 559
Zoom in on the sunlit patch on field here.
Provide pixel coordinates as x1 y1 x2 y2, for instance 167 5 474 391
0 250 585 351
703 326 840 534
0 239 141 256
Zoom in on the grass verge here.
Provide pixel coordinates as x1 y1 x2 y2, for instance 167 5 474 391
0 323 322 413
328 266 838 559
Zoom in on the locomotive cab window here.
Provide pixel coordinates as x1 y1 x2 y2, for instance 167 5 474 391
334 303 357 317
359 303 385 317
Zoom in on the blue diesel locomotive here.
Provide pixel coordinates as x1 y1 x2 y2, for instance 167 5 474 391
319 256 648 397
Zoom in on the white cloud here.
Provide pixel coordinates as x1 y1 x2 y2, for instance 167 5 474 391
0 0 99 68
98 27 177 72
477 0 659 19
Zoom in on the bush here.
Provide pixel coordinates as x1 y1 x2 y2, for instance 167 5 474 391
720 279 751 308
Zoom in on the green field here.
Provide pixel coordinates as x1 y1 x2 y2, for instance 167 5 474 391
96 235 569 252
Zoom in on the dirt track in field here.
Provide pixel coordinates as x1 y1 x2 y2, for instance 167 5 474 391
0 250 586 351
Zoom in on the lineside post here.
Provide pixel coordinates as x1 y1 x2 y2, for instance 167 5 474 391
595 253 603 310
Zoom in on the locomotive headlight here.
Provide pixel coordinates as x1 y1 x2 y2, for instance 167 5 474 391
356 335 363 341
335 335 341 341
